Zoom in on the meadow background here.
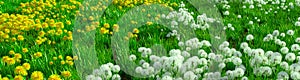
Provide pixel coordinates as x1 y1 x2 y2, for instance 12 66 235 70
1 0 300 80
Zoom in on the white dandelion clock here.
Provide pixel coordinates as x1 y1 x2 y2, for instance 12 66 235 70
129 54 137 61
291 72 300 80
241 76 248 80
232 57 242 66
291 44 300 51
296 38 300 43
112 65 120 73
183 71 197 80
135 66 143 73
224 11 230 15
249 21 254 25
280 62 289 71
240 42 248 49
280 33 286 37
295 21 300 26
287 30 295 36
272 30 280 36
285 53 296 62
234 68 245 77
280 47 289 54
112 74 121 80
246 34 254 41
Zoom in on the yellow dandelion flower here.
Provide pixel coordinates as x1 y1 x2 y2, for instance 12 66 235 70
2 77 9 80
61 61 65 65
3 33 9 39
22 63 30 70
55 22 64 29
66 61 74 66
34 52 42 58
4 29 10 33
14 53 22 59
66 20 71 25
15 66 26 75
146 21 153 25
58 55 63 59
22 48 28 53
133 34 138 37
11 37 17 42
16 59 21 63
9 50 15 55
61 71 71 78
31 71 44 80
113 24 119 32
39 31 45 37
66 56 73 61
42 23 49 28
21 70 28 76
17 35 24 41
100 27 109 34
88 16 94 21
48 74 61 80
133 28 139 33
49 61 54 65
104 23 110 28
2 56 9 62
36 40 43 45
53 57 57 60
14 75 23 80
6 58 15 65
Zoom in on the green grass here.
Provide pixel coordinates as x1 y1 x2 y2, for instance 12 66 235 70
1 0 300 80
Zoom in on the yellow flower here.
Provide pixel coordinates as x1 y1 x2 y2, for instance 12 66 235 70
66 56 73 61
22 63 31 70
88 16 94 21
2 56 9 62
146 21 153 25
66 20 71 25
14 75 23 80
22 48 28 53
6 58 15 65
61 71 71 78
11 37 17 42
34 52 42 58
3 33 9 39
104 23 110 28
61 61 65 65
133 28 139 33
17 35 24 41
31 71 44 80
113 24 119 32
15 66 27 75
39 31 45 37
2 77 9 80
14 53 22 59
48 74 61 80
49 61 54 65
9 50 15 55
66 61 74 66
53 57 57 60
58 55 63 59
36 40 43 45
100 27 109 34
4 29 10 33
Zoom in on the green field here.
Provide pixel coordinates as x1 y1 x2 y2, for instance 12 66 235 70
1 0 300 80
